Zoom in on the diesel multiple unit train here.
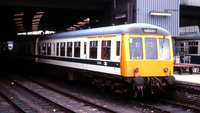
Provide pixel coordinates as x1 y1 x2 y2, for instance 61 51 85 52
13 23 175 97
175 33 200 64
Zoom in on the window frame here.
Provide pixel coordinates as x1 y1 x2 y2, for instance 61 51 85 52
60 42 66 56
47 43 51 55
145 38 158 60
74 41 81 57
116 41 120 56
42 43 46 55
129 37 143 60
52 43 55 55
89 41 98 59
67 42 73 57
188 41 198 54
38 43 41 55
101 40 111 60
56 42 59 56
159 38 171 60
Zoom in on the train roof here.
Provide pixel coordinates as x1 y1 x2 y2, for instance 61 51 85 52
39 23 171 40
15 35 39 41
176 33 200 40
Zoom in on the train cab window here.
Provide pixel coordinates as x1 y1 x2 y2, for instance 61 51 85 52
129 38 143 60
47 43 51 55
145 38 157 59
42 43 46 55
116 41 120 56
90 41 98 59
60 42 65 56
74 42 81 57
101 40 111 60
67 42 73 57
56 42 59 56
159 39 170 60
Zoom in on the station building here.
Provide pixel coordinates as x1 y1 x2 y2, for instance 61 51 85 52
2 0 200 61
109 0 179 37
175 1 200 64
109 0 179 56
110 0 200 64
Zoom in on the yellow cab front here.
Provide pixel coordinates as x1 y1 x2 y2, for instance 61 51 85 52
120 34 174 78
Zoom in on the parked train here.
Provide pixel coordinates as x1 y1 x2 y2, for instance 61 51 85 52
175 33 200 64
13 23 175 97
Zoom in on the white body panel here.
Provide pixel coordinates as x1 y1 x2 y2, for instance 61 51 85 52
38 58 121 75
37 34 122 75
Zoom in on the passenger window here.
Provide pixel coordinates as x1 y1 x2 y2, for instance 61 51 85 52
90 41 98 59
47 43 51 55
60 42 65 56
56 42 59 56
42 43 46 55
52 43 55 54
38 43 41 55
129 38 143 60
84 42 87 54
101 40 111 60
74 42 81 57
67 42 73 57
116 41 120 56
145 38 157 59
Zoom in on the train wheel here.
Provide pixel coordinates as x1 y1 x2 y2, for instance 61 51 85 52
189 67 193 74
178 68 182 75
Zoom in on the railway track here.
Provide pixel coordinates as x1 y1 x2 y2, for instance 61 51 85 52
2 70 200 113
133 98 200 113
0 91 25 113
0 76 75 113
131 83 200 113
167 82 200 109
159 99 200 112
132 82 200 113
2 71 117 113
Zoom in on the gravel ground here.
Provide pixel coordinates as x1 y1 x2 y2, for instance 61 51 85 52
0 94 19 113
10 72 155 113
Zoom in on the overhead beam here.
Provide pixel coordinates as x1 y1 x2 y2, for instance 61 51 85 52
0 0 111 10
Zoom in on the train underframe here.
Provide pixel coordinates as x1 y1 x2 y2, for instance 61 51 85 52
37 63 175 98
86 75 175 98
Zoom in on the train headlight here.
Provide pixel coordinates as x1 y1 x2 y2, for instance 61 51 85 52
164 67 168 72
134 67 139 73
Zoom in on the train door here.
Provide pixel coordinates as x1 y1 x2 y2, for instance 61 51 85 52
56 42 59 56
82 41 87 70
109 36 121 62
35 38 39 55
113 40 121 62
